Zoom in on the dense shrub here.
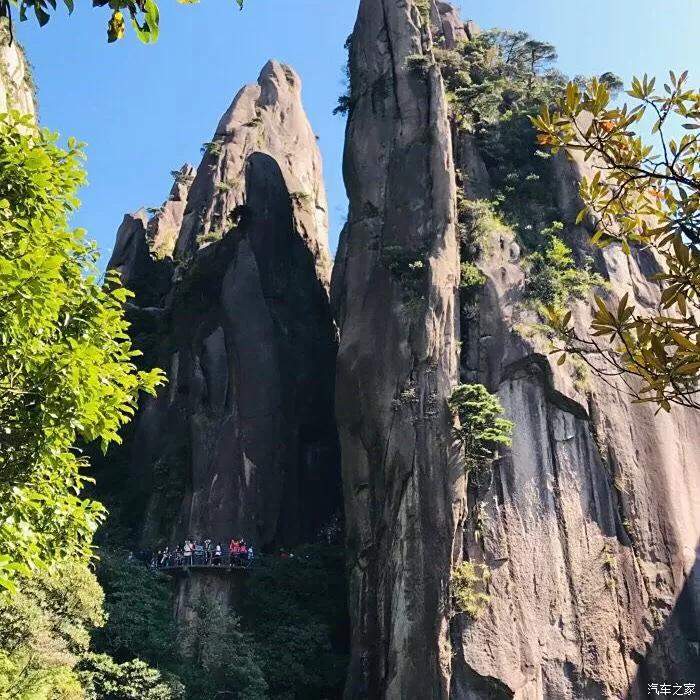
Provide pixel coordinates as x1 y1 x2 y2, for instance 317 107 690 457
448 384 513 465
450 561 490 619
523 222 605 310
77 654 185 700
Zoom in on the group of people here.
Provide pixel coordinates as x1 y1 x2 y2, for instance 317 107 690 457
150 538 255 568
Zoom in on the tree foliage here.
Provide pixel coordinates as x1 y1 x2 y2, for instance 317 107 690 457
2 0 243 44
523 221 605 310
91 553 176 666
533 72 700 410
0 112 165 593
179 601 267 700
243 544 348 699
448 384 513 466
450 561 490 619
434 28 622 249
0 562 105 699
77 654 185 700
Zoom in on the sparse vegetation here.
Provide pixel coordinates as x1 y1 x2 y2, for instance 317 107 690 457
434 27 621 246
450 561 490 618
215 178 240 193
405 54 431 72
571 354 589 392
196 229 224 246
413 0 430 22
522 221 606 311
460 262 486 290
457 194 503 256
290 191 312 206
333 35 353 116
200 138 223 157
171 169 195 187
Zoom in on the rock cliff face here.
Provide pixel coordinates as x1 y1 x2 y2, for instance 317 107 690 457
0 18 36 118
331 0 461 696
335 1 700 698
102 60 340 552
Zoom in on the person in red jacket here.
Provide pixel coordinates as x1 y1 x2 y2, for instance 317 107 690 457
238 541 248 565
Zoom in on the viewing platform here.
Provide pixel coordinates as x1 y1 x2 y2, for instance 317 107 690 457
145 553 256 574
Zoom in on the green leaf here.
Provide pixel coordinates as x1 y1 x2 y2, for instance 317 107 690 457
34 3 51 26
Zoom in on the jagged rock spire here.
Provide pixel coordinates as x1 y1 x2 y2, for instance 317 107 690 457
100 60 340 557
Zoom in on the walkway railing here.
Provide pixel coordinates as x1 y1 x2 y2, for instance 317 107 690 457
149 552 255 570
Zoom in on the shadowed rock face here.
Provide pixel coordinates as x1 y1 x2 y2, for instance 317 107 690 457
101 61 340 552
336 1 700 698
331 0 461 697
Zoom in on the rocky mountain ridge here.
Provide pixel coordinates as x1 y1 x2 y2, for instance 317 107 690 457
99 3 700 699
102 60 340 553
335 1 700 698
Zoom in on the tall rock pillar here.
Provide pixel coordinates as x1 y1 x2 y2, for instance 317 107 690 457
331 1 461 697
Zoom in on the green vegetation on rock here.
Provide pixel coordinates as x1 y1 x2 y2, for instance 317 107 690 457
450 560 490 619
448 384 513 466
523 221 606 310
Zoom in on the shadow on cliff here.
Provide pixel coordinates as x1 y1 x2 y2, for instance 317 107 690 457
625 540 700 698
92 151 342 554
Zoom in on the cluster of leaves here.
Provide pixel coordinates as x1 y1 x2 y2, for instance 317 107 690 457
460 262 486 290
333 35 353 116
170 169 195 187
91 552 176 665
0 112 165 593
0 558 184 699
450 560 490 619
448 383 513 466
435 30 563 128
179 601 268 700
523 221 606 310
77 654 185 700
6 0 243 44
533 72 700 410
0 563 105 698
92 552 262 700
200 139 223 158
381 245 426 303
196 228 223 246
456 192 503 256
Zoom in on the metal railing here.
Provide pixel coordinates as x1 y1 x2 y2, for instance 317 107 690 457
150 551 255 570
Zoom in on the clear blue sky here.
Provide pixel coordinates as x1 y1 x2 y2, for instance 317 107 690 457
14 0 700 260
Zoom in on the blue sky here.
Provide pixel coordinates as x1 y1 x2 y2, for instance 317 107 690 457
14 0 700 260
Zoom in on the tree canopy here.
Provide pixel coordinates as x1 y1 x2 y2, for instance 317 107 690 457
0 111 165 593
0 562 105 698
533 72 700 411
